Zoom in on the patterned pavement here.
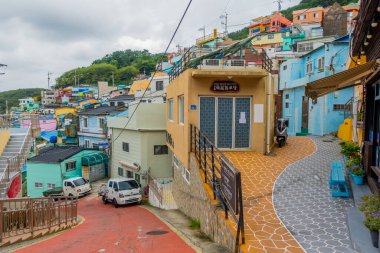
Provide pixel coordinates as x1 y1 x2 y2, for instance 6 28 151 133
273 136 356 253
224 136 316 253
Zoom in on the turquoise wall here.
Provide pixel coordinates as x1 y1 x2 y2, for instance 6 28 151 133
26 162 62 198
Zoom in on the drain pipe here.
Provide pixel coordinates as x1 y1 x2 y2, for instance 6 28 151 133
266 73 272 155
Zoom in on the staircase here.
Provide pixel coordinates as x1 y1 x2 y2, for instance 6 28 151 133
0 128 32 199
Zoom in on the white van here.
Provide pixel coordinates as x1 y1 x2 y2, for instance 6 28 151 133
63 177 92 197
101 178 142 208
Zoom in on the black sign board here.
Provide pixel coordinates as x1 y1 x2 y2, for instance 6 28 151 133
211 81 239 92
220 157 238 214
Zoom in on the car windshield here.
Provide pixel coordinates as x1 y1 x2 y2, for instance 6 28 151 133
73 178 87 187
118 180 139 191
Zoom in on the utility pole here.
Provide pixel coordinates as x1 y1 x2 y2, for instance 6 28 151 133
74 69 77 87
198 26 206 40
0 64 7 75
48 72 53 89
220 13 228 36
5 100 8 116
111 71 115 86
176 43 182 54
274 0 284 11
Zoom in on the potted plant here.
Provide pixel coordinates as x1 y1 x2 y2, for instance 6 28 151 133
360 195 380 247
340 142 360 159
346 154 362 172
351 167 365 185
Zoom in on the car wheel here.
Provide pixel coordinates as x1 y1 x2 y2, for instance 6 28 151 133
68 193 73 197
113 199 119 208
102 196 108 204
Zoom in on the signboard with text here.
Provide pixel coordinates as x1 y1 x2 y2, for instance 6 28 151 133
220 157 238 214
211 81 239 92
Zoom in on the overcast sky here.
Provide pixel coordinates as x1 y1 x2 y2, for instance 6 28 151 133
0 0 300 91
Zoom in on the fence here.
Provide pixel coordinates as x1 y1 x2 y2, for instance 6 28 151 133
190 125 245 253
0 196 78 243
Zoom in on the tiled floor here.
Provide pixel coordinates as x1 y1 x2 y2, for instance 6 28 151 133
224 136 316 253
273 136 355 253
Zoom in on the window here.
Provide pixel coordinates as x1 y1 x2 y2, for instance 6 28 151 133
298 15 306 20
108 181 113 188
178 96 184 124
83 117 88 128
98 117 105 128
34 182 43 188
135 173 140 184
256 36 261 41
66 161 76 172
154 145 168 155
306 61 313 74
168 99 174 121
285 102 289 109
122 142 129 152
84 139 91 148
47 183 56 189
333 104 350 111
156 81 164 91
126 170 133 178
183 168 190 184
318 57 325 71
268 34 274 39
283 65 287 70
285 94 289 99
298 42 313 52
313 13 319 18
118 167 124 177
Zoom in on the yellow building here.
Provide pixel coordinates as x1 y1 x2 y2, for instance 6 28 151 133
166 68 274 168
54 107 77 119
79 99 98 107
251 32 289 48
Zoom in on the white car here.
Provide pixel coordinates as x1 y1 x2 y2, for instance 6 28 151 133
102 178 142 208
63 177 92 197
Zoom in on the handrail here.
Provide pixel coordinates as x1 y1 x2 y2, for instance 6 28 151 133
190 124 245 253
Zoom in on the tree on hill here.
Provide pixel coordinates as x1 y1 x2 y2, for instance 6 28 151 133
0 88 44 113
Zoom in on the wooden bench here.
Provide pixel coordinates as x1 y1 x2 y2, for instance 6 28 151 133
329 160 349 197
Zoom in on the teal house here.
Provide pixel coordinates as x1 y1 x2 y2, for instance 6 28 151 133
27 146 108 197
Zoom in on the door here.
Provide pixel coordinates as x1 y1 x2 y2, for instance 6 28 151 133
217 98 234 148
199 97 216 144
235 98 251 148
301 96 309 129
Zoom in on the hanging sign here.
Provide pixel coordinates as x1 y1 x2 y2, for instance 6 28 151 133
220 157 238 214
211 81 239 92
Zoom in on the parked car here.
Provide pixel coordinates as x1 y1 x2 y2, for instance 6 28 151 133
100 178 142 208
42 177 92 198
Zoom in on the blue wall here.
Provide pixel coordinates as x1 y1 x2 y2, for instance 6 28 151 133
280 36 353 136
78 115 108 147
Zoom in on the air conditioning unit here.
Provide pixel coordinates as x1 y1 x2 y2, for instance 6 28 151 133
202 59 221 68
229 59 245 67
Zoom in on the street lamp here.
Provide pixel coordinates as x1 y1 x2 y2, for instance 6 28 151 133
198 26 206 40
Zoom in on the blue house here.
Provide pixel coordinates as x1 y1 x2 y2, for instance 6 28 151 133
279 35 353 136
78 105 125 150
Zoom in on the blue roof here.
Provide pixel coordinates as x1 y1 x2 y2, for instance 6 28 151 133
40 130 58 142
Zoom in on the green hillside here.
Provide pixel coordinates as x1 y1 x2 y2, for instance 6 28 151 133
0 88 44 113
55 50 164 88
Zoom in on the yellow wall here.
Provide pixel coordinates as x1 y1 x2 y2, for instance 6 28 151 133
0 129 10 156
166 68 274 168
251 32 287 47
79 99 97 107
54 107 77 118
129 79 150 95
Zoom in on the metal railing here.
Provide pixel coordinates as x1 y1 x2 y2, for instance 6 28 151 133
196 32 226 44
0 196 78 243
344 97 354 119
148 175 163 205
169 46 194 83
190 125 245 253
0 127 32 198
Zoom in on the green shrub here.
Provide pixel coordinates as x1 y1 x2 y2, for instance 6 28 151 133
351 167 365 176
190 219 200 229
346 154 362 168
340 142 360 157
360 195 380 230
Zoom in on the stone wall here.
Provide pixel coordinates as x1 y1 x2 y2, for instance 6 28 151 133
172 154 236 252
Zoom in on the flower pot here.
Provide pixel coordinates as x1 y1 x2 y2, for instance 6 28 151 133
351 174 364 185
370 229 379 248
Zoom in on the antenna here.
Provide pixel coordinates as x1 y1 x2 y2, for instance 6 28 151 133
274 0 284 11
48 72 53 89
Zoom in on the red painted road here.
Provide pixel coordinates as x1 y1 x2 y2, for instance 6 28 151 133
15 198 195 253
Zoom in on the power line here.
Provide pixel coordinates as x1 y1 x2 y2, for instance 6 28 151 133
113 0 193 144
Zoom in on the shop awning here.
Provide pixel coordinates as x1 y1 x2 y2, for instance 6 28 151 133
82 153 109 166
305 61 377 99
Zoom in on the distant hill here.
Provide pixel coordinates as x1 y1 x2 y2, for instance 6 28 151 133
228 0 358 40
0 88 44 113
55 50 164 89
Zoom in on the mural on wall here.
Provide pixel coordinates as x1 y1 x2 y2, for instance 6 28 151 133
7 175 22 198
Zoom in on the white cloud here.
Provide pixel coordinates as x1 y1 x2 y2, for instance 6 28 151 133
0 0 301 91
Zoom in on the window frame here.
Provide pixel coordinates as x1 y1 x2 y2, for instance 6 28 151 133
154 145 169 155
122 142 129 152
318 57 325 71
183 168 190 184
118 167 124 177
47 183 56 189
168 98 174 121
65 161 77 172
34 182 43 188
126 170 133 178
306 61 313 74
98 117 105 129
156 80 164 91
82 117 88 129
84 139 91 149
178 95 184 124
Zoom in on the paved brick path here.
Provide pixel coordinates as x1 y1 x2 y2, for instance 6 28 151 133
273 136 356 253
224 136 316 253
14 198 195 253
